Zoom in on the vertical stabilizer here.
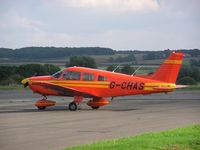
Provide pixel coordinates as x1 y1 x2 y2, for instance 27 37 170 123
149 52 184 83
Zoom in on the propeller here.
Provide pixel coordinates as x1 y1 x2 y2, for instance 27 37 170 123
21 78 29 88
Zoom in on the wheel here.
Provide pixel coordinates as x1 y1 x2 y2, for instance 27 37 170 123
91 106 99 110
37 106 46 110
69 102 78 111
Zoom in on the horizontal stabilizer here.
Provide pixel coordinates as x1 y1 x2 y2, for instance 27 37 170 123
176 85 189 88
152 84 189 91
152 86 175 90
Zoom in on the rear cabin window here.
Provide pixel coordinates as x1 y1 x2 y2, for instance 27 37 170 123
98 75 107 81
82 73 94 81
63 71 80 80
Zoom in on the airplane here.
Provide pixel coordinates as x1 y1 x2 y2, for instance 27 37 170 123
21 51 184 111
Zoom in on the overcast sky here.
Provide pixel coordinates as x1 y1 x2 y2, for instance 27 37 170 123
0 0 199 50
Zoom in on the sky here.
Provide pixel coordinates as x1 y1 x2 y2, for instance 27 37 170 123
0 0 199 50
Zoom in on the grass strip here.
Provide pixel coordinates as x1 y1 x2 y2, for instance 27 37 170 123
65 124 200 150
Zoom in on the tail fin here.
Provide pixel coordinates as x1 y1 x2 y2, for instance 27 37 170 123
149 52 184 83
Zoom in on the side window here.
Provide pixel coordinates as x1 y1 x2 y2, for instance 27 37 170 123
63 71 80 80
83 73 94 81
98 75 107 81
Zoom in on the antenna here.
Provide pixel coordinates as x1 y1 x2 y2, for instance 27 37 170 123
131 66 142 76
112 65 120 72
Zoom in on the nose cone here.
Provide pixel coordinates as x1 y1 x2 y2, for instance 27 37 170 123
21 78 29 87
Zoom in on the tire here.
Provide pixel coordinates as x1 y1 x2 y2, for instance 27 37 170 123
91 106 99 110
37 106 46 110
69 102 78 111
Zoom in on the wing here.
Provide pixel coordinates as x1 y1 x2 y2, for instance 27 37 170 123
32 81 97 98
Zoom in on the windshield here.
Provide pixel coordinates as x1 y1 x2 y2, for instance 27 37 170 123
52 70 63 79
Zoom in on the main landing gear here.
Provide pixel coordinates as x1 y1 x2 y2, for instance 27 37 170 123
68 97 110 111
35 96 56 110
68 102 78 111
68 96 83 111
34 96 110 111
91 106 100 109
37 106 46 110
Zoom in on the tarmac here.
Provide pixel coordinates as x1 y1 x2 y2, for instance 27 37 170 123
0 89 200 150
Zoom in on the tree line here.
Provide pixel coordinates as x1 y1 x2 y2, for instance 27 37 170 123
0 47 200 61
177 60 200 85
108 53 136 63
0 47 115 60
0 64 59 85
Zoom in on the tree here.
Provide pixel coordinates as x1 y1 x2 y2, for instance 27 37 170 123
0 47 115 60
190 59 200 67
121 65 135 75
16 64 60 77
44 64 60 75
106 65 121 72
0 64 60 85
126 53 136 62
67 56 97 68
190 49 200 57
113 53 136 63
143 52 165 60
177 76 197 85
178 65 200 82
106 65 135 75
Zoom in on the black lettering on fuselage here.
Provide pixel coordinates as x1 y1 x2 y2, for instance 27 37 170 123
139 82 144 90
110 81 145 91
110 81 116 89
127 82 133 89
133 82 138 89
121 82 127 89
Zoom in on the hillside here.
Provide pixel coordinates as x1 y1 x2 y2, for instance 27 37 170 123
0 47 115 60
0 47 199 66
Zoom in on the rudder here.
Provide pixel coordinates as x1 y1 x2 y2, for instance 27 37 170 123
149 52 184 83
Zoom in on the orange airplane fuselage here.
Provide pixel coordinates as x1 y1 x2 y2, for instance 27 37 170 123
22 52 184 111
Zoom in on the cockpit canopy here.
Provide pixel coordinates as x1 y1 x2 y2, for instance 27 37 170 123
63 71 80 80
52 70 62 79
52 69 107 81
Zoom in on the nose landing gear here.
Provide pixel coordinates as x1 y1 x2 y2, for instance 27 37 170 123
35 96 56 110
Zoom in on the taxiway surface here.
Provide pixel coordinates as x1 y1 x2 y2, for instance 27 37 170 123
0 90 200 150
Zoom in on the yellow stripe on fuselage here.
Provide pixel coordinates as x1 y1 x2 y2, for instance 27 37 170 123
145 83 176 87
144 83 176 91
144 87 154 91
58 84 108 88
33 80 109 85
51 81 109 88
164 60 182 64
31 80 110 89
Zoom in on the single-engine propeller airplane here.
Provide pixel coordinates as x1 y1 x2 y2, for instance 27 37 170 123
22 52 185 111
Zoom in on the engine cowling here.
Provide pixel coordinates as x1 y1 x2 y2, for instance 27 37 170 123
87 98 109 107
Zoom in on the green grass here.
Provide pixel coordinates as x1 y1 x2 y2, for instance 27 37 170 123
64 124 200 150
